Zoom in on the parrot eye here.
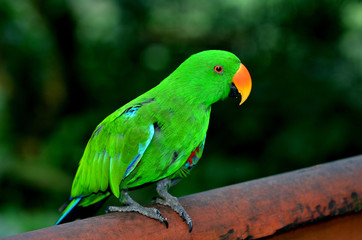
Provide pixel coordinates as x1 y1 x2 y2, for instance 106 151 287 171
214 65 223 73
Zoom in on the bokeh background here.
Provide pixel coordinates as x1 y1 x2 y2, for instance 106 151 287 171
1 0 361 236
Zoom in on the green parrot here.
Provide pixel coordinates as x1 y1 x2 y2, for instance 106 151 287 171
55 50 252 232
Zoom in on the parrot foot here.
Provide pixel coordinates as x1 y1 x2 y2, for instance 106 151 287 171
155 178 193 232
106 191 168 228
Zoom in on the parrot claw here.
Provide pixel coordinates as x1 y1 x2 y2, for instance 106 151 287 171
156 179 194 232
188 221 193 233
108 204 168 227
106 192 168 228
163 218 169 228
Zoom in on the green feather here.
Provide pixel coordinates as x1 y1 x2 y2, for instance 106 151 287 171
100 151 110 192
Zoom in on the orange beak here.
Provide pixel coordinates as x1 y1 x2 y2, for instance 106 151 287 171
232 63 252 105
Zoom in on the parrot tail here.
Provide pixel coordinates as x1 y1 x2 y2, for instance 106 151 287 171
55 192 110 225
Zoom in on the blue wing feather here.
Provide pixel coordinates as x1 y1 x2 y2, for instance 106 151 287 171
55 197 82 225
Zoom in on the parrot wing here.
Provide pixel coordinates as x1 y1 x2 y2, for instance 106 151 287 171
71 104 155 199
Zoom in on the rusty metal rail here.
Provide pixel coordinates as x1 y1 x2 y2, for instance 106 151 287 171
4 155 362 240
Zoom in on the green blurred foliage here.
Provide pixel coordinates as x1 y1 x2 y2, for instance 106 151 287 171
0 0 361 236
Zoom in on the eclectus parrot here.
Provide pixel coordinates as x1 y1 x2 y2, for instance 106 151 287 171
56 50 252 232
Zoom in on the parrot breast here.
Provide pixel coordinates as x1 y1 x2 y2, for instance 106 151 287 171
121 99 211 189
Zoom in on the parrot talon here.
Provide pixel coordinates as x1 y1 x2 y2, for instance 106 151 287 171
156 179 194 232
188 221 193 233
106 192 168 227
163 218 169 228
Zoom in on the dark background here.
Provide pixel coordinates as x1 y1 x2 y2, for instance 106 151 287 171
0 0 361 236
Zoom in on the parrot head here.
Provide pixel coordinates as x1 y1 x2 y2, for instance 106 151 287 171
165 50 252 106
